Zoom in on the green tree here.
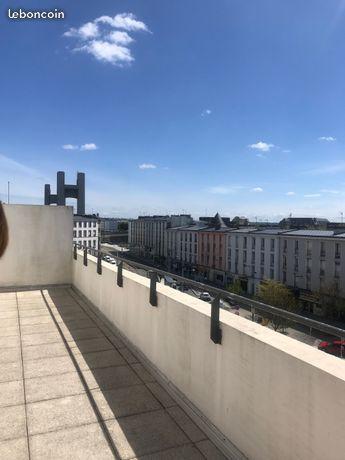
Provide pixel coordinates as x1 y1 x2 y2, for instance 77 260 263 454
258 280 297 332
227 279 243 295
319 282 345 320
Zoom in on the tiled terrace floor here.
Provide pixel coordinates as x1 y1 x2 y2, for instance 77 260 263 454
0 287 227 460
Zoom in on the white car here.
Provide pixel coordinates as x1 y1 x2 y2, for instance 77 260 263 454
199 292 212 302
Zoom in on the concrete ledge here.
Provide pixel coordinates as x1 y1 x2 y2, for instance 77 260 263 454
72 251 345 460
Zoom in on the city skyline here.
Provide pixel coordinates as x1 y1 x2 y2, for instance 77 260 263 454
2 1 345 219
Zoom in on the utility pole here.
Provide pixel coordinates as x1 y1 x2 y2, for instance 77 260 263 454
7 181 10 204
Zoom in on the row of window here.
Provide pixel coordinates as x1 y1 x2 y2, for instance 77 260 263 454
73 230 97 237
74 221 97 228
233 236 276 252
283 240 341 258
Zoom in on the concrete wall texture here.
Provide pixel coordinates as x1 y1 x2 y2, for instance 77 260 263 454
72 250 345 460
0 204 73 287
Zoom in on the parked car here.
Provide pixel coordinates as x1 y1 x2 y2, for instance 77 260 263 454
199 292 212 302
318 340 345 358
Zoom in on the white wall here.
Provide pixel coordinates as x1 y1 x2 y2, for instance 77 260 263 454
72 251 345 460
0 204 73 287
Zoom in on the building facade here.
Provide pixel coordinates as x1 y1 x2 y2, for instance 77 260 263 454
166 222 207 275
73 215 99 250
128 215 193 261
227 228 345 307
197 214 230 285
227 229 284 295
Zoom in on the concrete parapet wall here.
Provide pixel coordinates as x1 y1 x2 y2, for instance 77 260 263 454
72 251 345 460
0 204 73 287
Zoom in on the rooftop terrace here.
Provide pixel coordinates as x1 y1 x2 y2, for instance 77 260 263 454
0 286 223 459
1 204 345 460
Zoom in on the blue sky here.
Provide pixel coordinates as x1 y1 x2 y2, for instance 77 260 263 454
2 1 345 220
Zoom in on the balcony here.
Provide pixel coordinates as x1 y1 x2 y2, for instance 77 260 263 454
1 205 345 460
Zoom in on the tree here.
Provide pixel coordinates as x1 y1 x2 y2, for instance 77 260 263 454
227 279 243 295
257 280 297 332
319 282 345 321
118 222 128 232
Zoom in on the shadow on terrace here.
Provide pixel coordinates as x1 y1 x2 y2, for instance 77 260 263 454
0 286 225 460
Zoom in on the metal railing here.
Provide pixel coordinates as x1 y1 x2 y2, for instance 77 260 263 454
73 243 345 354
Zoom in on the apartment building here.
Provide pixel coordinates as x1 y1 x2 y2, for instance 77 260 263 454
227 228 284 295
280 230 345 296
73 215 99 250
228 228 345 305
197 214 231 285
128 214 193 260
166 222 207 274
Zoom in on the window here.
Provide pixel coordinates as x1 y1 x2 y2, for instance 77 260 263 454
320 242 325 257
243 251 247 263
252 237 256 249
294 257 298 272
270 269 274 279
78 230 82 237
283 255 287 269
270 254 274 267
235 236 238 248
307 240 312 257
251 252 255 264
335 243 340 259
283 239 287 252
335 261 340 278
73 230 76 237
260 266 264 278
235 250 239 263
320 260 325 276
261 238 265 250
270 239 275 252
306 258 312 273
283 271 287 283
260 252 265 265
294 240 299 253
243 237 247 249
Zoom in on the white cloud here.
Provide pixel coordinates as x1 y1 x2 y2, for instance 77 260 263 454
282 149 291 153
95 13 150 32
320 189 340 194
248 141 274 152
201 109 212 117
139 163 157 170
251 187 263 192
80 41 133 65
107 31 134 45
286 191 296 196
62 144 79 150
304 193 321 198
64 13 149 66
64 22 99 40
318 136 336 142
209 185 244 195
80 143 98 151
